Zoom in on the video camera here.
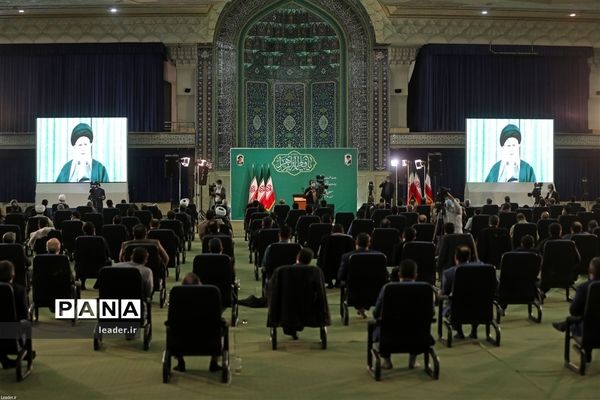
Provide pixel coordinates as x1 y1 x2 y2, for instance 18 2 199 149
527 182 543 203
314 175 329 201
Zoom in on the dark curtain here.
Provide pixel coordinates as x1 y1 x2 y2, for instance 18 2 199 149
389 147 600 201
128 148 194 203
0 149 36 201
0 43 165 132
408 44 592 133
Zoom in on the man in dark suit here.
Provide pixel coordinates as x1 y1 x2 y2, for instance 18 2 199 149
553 257 600 335
119 223 169 267
281 247 316 339
0 260 29 369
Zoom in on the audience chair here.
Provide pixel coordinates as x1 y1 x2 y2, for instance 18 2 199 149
162 285 230 383
60 220 83 259
82 212 103 233
386 215 407 233
295 215 320 246
159 219 186 263
340 253 388 325
0 283 34 381
102 208 120 225
5 214 26 239
253 228 280 280
148 229 181 281
74 236 111 283
53 210 72 228
438 264 501 347
272 204 290 227
134 210 153 228
515 208 533 222
482 204 499 216
306 223 332 257
470 215 490 239
0 225 23 244
402 241 436 286
572 234 599 277
76 206 93 215
399 212 418 227
202 234 234 260
371 209 392 228
123 244 167 308
498 212 517 230
367 282 439 381
31 254 79 323
94 266 152 351
414 223 436 242
121 216 142 239
541 240 580 302
532 207 550 223
563 281 600 375
370 228 401 265
537 218 558 241
347 219 375 239
549 205 564 219
317 233 354 287
436 233 478 272
334 212 354 233
0 243 30 288
512 223 538 249
193 254 238 326
267 265 330 350
101 224 129 262
497 252 543 323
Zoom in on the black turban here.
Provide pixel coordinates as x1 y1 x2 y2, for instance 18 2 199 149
71 123 94 146
499 124 521 146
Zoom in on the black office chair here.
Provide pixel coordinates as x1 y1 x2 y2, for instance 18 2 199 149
498 212 517 230
123 244 167 308
512 223 538 249
202 234 234 260
74 236 111 284
572 234 599 277
399 212 418 227
59 220 83 259
53 210 72 229
416 205 432 220
0 283 34 381
314 206 334 220
0 225 23 244
438 264 501 347
550 205 564 219
162 285 230 383
148 229 181 281
387 215 407 233
367 282 439 381
537 218 558 241
436 233 478 272
401 241 436 286
532 207 550 222
477 227 511 269
94 266 152 351
347 219 374 239
272 204 290 227
25 216 47 237
306 223 333 256
563 281 600 375
175 212 193 248
82 212 103 233
76 206 93 215
340 253 388 325
121 216 142 240
295 215 320 246
497 252 543 323
0 244 30 288
334 212 354 233
371 209 392 227
577 212 596 230
101 224 129 262
159 219 186 263
243 207 259 240
515 208 533 222
559 214 579 236
267 265 330 350
31 254 79 323
262 242 302 295
253 228 280 280
541 240 581 302
116 203 132 216
370 228 400 265
413 223 436 242
134 210 153 228
470 214 490 240
482 204 499 215
193 254 238 326
102 208 120 225
317 233 354 287
5 214 26 240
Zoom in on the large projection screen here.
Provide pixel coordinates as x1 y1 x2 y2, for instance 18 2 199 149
35 117 129 205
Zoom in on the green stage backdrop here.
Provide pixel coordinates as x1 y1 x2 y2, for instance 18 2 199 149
230 148 358 220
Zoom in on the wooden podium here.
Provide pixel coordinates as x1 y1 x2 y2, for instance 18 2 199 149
293 194 307 210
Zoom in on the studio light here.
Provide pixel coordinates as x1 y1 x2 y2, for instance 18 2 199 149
390 159 399 167
402 160 409 167
415 159 424 169
180 157 190 168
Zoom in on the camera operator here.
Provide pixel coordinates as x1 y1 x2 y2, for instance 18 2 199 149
304 181 318 205
88 181 106 211
441 189 463 234
379 176 394 206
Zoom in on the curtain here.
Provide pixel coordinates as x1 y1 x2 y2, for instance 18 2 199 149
0 43 165 133
0 149 36 201
408 44 592 133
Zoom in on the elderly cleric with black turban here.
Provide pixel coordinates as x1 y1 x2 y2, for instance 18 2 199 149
56 123 109 183
485 124 536 183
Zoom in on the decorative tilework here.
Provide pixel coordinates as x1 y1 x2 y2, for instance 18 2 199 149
273 83 305 148
246 81 269 147
196 44 213 162
373 46 389 171
311 81 336 148
213 0 376 170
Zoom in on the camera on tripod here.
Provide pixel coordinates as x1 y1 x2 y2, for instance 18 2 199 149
527 182 543 203
314 175 329 201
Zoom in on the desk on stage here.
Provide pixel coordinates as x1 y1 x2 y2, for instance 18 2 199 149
293 194 307 210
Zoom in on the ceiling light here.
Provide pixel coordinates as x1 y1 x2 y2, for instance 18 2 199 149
569 13 577 17
18 9 24 13
481 10 488 15
109 7 118 13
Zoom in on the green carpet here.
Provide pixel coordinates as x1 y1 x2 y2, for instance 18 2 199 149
1 223 599 400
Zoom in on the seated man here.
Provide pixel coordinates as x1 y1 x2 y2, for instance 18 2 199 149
0 260 29 369
509 213 528 238
373 259 418 370
514 234 538 253
536 222 562 255
261 225 292 271
553 257 600 335
26 218 54 250
562 221 584 240
112 247 154 300
2 232 31 268
119 224 169 268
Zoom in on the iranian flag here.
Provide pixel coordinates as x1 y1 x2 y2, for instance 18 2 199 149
257 166 266 205
248 165 258 203
424 172 434 205
263 167 276 211
407 172 423 205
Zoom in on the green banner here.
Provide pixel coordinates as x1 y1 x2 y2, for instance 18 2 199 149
230 148 358 220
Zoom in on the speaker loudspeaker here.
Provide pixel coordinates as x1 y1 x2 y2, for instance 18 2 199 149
428 153 442 176
164 155 179 178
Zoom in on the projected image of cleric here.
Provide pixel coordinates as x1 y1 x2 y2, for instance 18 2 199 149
56 123 109 183
485 124 536 183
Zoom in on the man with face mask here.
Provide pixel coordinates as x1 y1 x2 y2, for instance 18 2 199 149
485 124 536 183
56 123 109 183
